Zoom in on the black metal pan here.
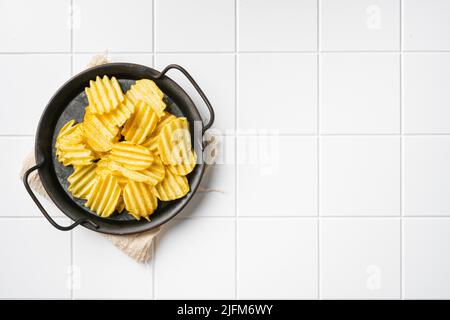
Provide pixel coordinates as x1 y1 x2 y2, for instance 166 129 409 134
23 63 214 235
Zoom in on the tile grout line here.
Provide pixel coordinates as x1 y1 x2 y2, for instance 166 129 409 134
316 0 321 300
152 0 156 300
399 0 404 300
234 0 238 301
70 0 74 301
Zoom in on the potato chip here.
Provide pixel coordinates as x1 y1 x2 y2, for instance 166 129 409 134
139 155 166 185
101 95 135 128
141 112 177 153
123 180 158 220
158 117 191 165
167 149 197 176
83 110 120 152
116 196 125 213
56 122 84 150
96 159 129 185
85 175 122 218
126 79 166 116
56 119 76 140
109 141 154 170
57 143 95 166
86 76 124 114
154 168 190 201
121 101 159 144
67 163 97 199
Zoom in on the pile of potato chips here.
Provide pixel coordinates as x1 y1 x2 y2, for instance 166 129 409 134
55 76 196 220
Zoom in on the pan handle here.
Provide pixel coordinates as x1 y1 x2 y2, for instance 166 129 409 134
23 163 99 231
156 64 215 134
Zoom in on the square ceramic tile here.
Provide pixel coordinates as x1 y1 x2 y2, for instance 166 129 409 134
404 218 450 299
175 135 235 217
320 218 401 299
238 0 317 51
403 54 450 133
73 0 153 52
238 136 317 216
0 218 71 299
403 136 450 216
0 54 71 135
238 54 317 133
403 0 450 50
72 227 153 299
320 0 400 51
155 54 235 131
72 53 153 75
0 0 70 52
0 137 64 217
237 218 318 299
154 218 235 299
155 0 235 52
320 137 400 216
320 53 400 134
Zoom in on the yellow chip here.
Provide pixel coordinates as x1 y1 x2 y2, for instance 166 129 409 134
56 123 83 150
57 143 95 166
139 156 166 185
85 76 124 114
141 112 177 153
123 180 158 220
56 119 76 140
67 163 97 199
116 195 125 213
96 159 129 185
122 101 159 144
167 149 197 176
109 141 154 170
158 117 191 165
82 110 120 152
154 168 190 201
126 79 166 116
101 95 135 128
85 175 122 218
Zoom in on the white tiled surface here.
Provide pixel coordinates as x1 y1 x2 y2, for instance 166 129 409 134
1 0 450 300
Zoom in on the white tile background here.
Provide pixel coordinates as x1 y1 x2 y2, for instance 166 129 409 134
1 0 450 299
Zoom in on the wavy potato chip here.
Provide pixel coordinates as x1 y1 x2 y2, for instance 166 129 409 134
122 101 159 144
57 143 95 166
123 181 158 220
154 168 190 201
83 110 120 152
141 112 177 153
126 79 166 116
139 156 166 185
109 141 154 170
85 175 122 218
167 149 197 176
86 76 124 114
101 95 135 128
158 117 191 165
67 163 97 199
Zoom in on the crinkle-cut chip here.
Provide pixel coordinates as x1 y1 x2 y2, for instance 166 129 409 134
56 123 84 149
101 95 135 128
57 143 95 166
67 163 97 199
158 117 191 165
109 141 154 170
85 175 122 218
167 149 197 176
116 196 125 213
56 119 76 140
126 79 166 116
85 76 124 114
121 101 159 144
96 162 129 185
83 110 120 152
108 160 156 184
139 156 166 185
123 181 158 220
141 112 177 152
154 169 190 201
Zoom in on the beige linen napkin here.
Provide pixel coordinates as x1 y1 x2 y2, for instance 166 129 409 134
21 55 217 264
